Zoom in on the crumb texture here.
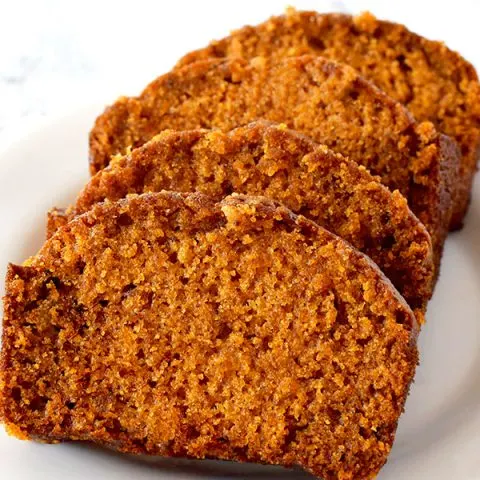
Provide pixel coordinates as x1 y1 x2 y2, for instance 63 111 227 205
1 192 418 480
177 10 480 228
66 122 434 313
89 55 459 271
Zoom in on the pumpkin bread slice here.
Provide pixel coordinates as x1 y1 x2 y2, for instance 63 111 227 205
1 192 418 480
53 122 433 315
177 9 480 229
89 55 459 274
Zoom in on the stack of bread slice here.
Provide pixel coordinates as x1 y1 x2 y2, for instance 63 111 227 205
1 10 479 480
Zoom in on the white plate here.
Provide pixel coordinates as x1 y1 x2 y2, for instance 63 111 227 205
0 106 479 480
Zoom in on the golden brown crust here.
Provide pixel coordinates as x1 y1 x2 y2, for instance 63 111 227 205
1 192 418 479
176 10 480 229
46 208 69 239
61 122 434 315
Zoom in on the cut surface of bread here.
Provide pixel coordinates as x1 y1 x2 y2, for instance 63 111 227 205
56 122 433 314
1 192 418 480
177 9 480 229
89 55 459 272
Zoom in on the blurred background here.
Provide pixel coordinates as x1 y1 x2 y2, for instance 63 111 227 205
1 0 480 133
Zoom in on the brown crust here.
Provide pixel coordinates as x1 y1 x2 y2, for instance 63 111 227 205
176 10 480 230
46 208 69 239
60 121 433 315
1 191 418 479
89 55 459 277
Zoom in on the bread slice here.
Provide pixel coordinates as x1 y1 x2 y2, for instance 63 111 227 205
177 10 480 229
1 192 418 480
55 122 433 315
89 55 459 274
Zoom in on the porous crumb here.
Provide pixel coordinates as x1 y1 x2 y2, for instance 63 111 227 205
58 122 433 316
89 55 459 276
176 9 480 229
1 192 418 480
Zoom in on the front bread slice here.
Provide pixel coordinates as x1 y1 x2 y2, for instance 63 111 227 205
1 192 418 480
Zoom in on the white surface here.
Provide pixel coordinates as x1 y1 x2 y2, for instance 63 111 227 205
0 106 480 479
1 1 480 478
